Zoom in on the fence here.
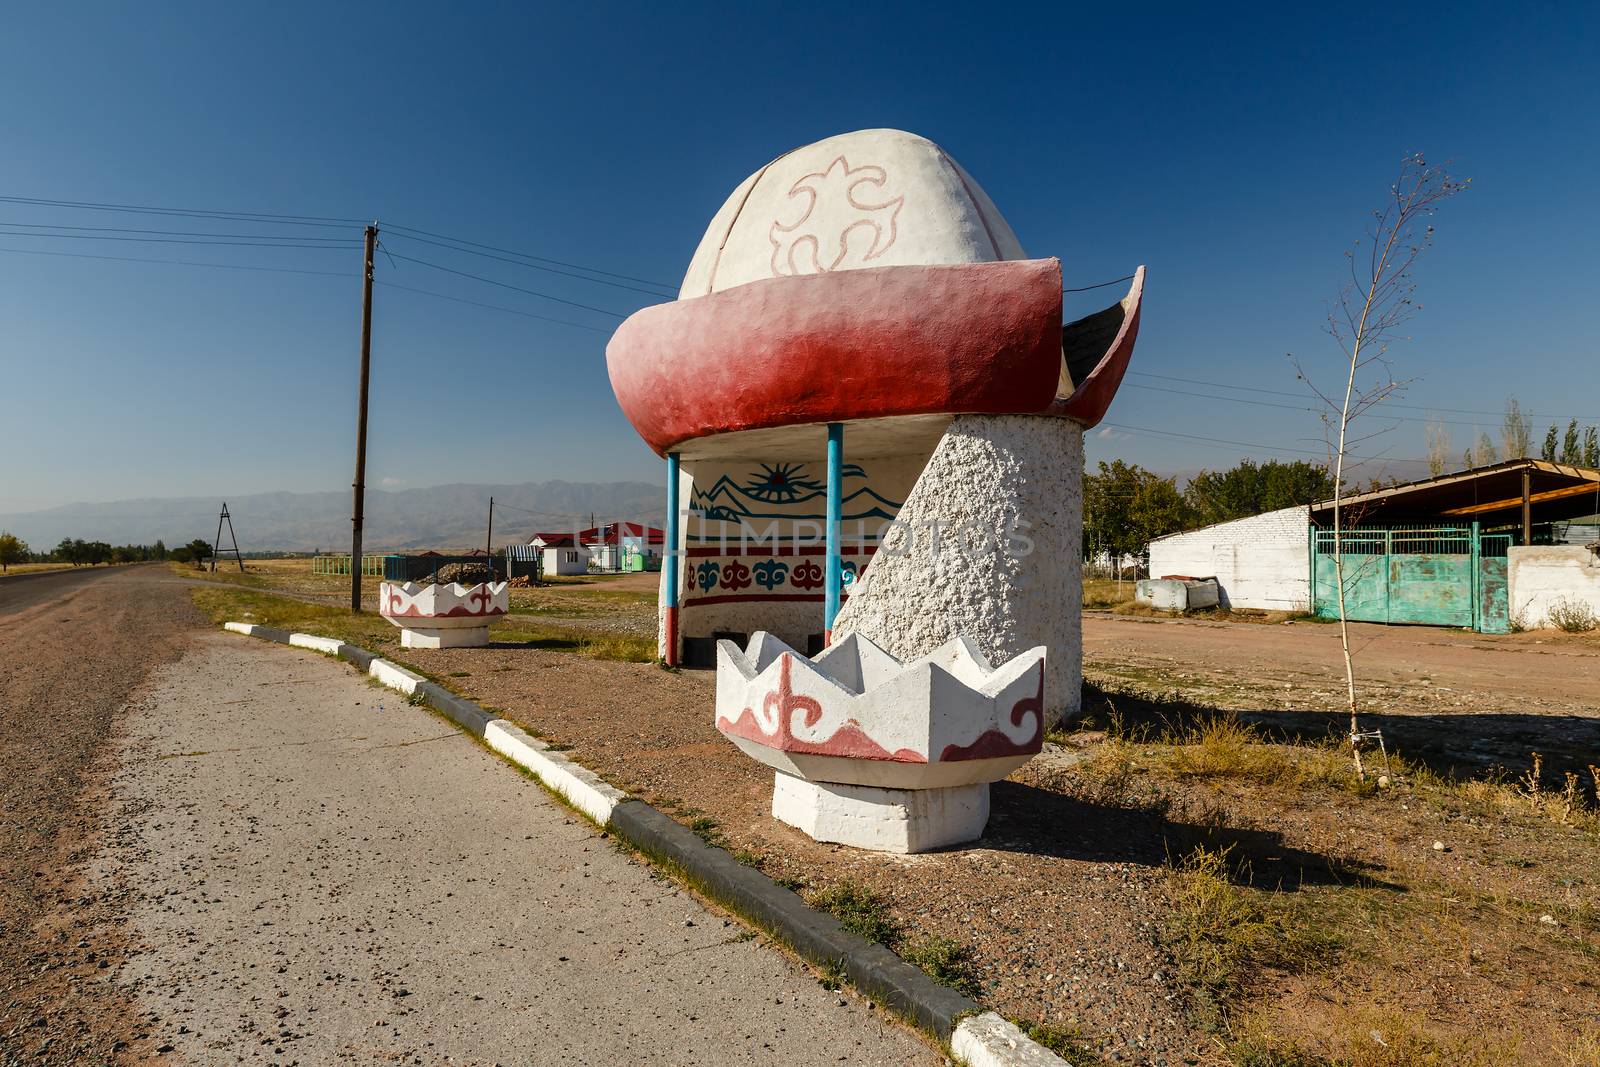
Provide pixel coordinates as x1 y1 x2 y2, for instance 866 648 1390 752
310 554 390 576
1309 522 1509 632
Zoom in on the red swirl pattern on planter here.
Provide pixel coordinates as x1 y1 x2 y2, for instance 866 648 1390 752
936 666 1045 761
716 654 925 764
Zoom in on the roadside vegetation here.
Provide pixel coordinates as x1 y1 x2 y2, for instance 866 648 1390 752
0 531 174 572
187 582 655 663
1083 578 1324 626
1042 682 1600 1064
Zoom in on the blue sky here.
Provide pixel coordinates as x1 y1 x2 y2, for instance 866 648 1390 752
2 2 1596 512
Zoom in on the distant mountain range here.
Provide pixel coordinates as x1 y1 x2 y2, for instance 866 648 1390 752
0 480 665 553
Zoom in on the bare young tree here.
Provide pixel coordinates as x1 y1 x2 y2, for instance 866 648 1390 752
1501 396 1532 460
1294 154 1468 781
1424 416 1452 476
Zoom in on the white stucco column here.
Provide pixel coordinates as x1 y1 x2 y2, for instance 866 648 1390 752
831 414 1084 726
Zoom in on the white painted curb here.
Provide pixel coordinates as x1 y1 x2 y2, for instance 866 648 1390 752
483 720 626 826
289 633 346 656
368 657 424 696
952 1013 1071 1066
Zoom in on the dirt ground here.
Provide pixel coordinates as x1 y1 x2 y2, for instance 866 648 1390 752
1083 612 1600 774
0 565 200 1064
388 610 1600 1065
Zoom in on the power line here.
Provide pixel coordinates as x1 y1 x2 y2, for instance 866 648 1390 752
1098 421 1422 465
1128 371 1599 423
382 230 675 298
0 244 353 277
381 249 629 319
377 280 610 333
0 228 353 250
0 194 364 228
1120 381 1560 432
382 222 674 290
0 219 354 242
1064 272 1137 294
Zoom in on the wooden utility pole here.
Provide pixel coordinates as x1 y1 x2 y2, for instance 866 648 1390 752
485 497 495 577
350 223 378 612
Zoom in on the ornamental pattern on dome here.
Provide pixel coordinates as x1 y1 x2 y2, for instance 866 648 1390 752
769 156 904 277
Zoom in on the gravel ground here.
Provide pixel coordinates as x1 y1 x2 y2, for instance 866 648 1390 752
93 633 938 1065
406 646 1207 1065
0 565 200 1065
404 616 1600 1065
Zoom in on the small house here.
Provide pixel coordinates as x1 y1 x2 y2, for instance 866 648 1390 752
530 536 592 576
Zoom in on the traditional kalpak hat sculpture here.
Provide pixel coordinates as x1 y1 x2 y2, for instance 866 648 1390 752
607 129 1143 850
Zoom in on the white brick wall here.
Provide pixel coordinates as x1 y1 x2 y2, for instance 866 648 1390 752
1147 506 1310 611
1508 546 1600 629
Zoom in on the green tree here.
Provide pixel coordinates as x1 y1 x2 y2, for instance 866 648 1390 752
0 531 27 573
1542 424 1560 462
1182 459 1333 528
1562 419 1581 464
183 539 213 569
1083 460 1190 561
1585 426 1599 468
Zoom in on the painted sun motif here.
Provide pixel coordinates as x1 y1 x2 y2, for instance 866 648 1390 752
743 462 822 504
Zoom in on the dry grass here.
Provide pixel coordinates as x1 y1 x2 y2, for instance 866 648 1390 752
1082 578 1135 609
188 585 656 663
1162 847 1342 1030
1 561 114 577
1228 1008 1532 1066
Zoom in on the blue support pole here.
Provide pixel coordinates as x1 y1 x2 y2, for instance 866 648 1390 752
664 451 681 665
825 423 843 642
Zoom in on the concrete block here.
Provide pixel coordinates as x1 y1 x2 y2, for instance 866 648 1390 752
483 720 626 826
223 621 256 636
398 623 491 649
1135 578 1188 610
772 774 989 853
338 645 378 671
368 658 425 696
952 1012 1071 1066
419 683 493 737
289 633 344 655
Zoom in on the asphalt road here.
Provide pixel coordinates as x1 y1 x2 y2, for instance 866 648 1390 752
2 567 933 1065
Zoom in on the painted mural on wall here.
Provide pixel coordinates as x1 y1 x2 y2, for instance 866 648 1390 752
678 455 920 609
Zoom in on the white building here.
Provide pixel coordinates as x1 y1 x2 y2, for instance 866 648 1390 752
1146 506 1311 611
530 538 591 576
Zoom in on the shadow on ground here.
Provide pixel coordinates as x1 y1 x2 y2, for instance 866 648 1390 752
984 779 1401 893
1080 681 1600 786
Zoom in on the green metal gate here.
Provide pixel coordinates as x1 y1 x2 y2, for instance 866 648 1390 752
1310 523 1510 633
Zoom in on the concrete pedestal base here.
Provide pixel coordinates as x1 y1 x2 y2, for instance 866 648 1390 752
771 773 989 853
398 624 490 649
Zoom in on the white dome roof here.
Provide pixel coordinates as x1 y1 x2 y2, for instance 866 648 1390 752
680 129 1027 299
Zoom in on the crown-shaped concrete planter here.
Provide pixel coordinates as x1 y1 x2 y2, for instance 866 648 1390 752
379 581 508 649
715 632 1045 852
